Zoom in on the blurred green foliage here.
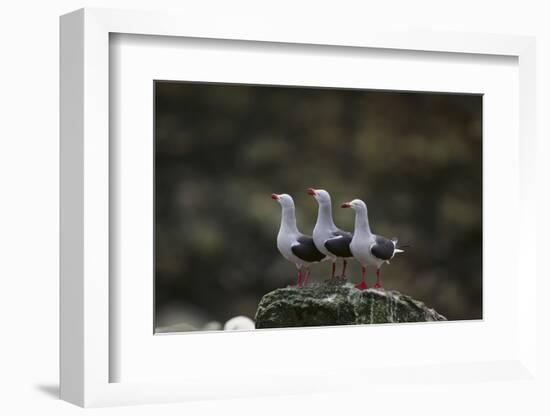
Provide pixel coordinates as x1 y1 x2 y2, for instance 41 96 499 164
155 82 482 330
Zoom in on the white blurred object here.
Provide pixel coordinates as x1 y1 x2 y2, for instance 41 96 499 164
223 316 255 331
202 321 223 331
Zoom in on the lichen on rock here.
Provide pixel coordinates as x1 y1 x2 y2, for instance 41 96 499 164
255 281 446 329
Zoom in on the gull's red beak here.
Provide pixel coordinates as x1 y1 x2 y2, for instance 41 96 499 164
271 193 279 200
341 202 351 208
307 188 316 196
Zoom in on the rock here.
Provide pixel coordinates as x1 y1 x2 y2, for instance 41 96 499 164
255 281 446 329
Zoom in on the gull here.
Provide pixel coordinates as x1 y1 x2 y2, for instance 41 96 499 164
272 193 326 287
307 188 353 280
341 199 404 290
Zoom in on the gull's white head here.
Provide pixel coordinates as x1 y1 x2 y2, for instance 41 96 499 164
271 193 294 208
307 188 331 204
341 198 367 211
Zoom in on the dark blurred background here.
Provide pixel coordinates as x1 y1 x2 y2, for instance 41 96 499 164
154 81 482 332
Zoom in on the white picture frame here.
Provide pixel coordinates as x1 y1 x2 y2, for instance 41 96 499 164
60 7 537 408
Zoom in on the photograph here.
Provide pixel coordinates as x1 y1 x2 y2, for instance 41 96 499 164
154 81 482 333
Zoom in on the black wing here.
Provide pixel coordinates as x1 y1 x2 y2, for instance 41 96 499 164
324 231 353 258
291 235 326 262
370 235 395 260
331 229 352 239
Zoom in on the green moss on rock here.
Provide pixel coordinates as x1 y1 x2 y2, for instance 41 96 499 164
255 281 446 329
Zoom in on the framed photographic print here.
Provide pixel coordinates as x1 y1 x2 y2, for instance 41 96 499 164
60 7 538 408
153 80 480 334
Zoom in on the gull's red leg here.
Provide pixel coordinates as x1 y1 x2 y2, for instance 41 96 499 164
374 269 382 289
331 262 336 280
341 259 348 279
303 267 311 286
355 266 368 290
